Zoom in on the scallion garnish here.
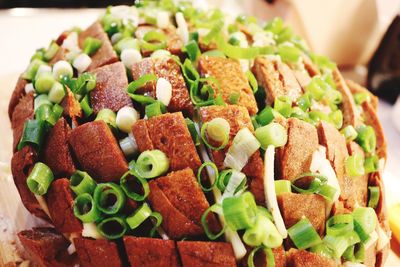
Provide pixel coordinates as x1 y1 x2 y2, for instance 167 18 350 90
326 214 354 237
120 169 150 201
26 162 54 195
352 207 378 235
274 180 291 195
201 204 226 240
345 154 365 177
22 59 45 81
184 40 201 62
43 41 60 61
127 73 157 94
197 162 219 192
80 94 93 118
222 192 258 231
256 106 275 126
200 117 230 151
145 101 166 118
35 72 55 94
126 203 162 237
35 103 63 126
97 216 128 240
70 170 97 196
367 186 380 209
83 37 102 56
243 211 282 248
341 125 358 142
116 106 139 133
255 122 287 149
245 70 258 93
48 81 66 104
93 183 126 215
364 155 379 174
95 108 117 129
247 246 275 267
18 120 46 151
273 96 292 118
287 218 321 250
185 118 200 146
323 231 360 259
73 193 102 223
134 150 169 179
355 125 376 153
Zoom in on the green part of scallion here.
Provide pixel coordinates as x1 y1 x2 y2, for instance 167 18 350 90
127 73 157 94
216 169 246 194
120 169 150 201
246 70 258 93
93 183 126 215
197 162 219 192
287 218 322 250
352 207 377 235
101 14 122 36
345 154 365 177
134 150 169 179
229 92 240 104
189 31 199 42
18 120 47 151
256 106 275 126
185 118 200 146
114 37 140 54
202 19 224 45
48 81 66 104
341 125 358 142
202 50 226 58
306 76 329 101
184 40 201 62
43 41 60 61
201 118 230 151
73 193 102 223
35 104 63 127
354 92 371 105
367 186 380 209
128 93 156 105
22 59 46 81
222 191 258 231
343 243 365 263
35 72 55 94
126 202 162 237
326 214 354 237
97 216 128 240
308 110 330 125
277 44 301 63
364 155 379 174
67 72 97 95
34 94 52 112
95 108 117 129
310 53 337 72
201 204 226 240
323 231 360 259
353 220 370 243
145 101 166 118
310 243 335 260
80 94 93 118
26 162 54 195
31 48 45 62
228 36 240 46
247 246 275 267
290 106 309 121
274 180 291 195
329 109 343 129
296 93 312 112
255 122 287 149
83 37 102 56
355 125 376 153
140 30 168 51
70 170 97 196
273 96 292 118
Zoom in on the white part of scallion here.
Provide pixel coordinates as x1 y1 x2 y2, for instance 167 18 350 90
24 83 35 94
121 49 142 69
35 64 52 79
376 225 390 251
52 60 73 81
111 32 123 45
263 145 288 239
224 128 260 171
62 31 79 51
110 5 139 26
221 170 246 200
119 133 138 157
73 53 92 73
157 11 170 29
34 194 51 219
82 223 104 239
151 49 171 59
48 81 65 104
34 94 52 111
175 12 189 44
116 106 140 134
156 78 172 106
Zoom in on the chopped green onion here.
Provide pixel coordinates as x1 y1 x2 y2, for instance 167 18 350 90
255 122 287 149
141 31 167 51
127 73 157 93
185 118 200 146
68 72 97 95
70 170 97 196
135 150 169 179
367 186 380 209
364 155 379 174
202 20 224 45
52 60 73 81
309 110 330 125
291 173 327 194
229 92 240 104
323 231 360 259
256 106 275 126
35 72 55 94
354 92 371 105
18 120 46 151
83 37 102 56
114 37 140 54
222 192 258 231
274 180 292 195
329 110 343 129
246 70 258 93
116 106 139 134
145 101 166 118
201 204 226 240
217 169 246 194
310 243 334 259
126 203 162 237
119 134 138 157
44 41 60 61
274 96 292 118
48 82 66 104
202 50 226 58
296 93 312 111
310 53 336 72
22 59 45 81
290 106 309 120
228 36 240 46
31 49 45 62
201 118 230 151
35 104 63 126
97 216 127 240
306 77 329 101
197 162 219 192
184 40 201 62
352 207 377 235
26 162 54 195
95 109 117 129
317 184 338 202
73 193 101 223
247 246 275 267
345 154 365 177
120 170 150 201
343 243 365 262
353 220 370 243
93 183 126 215
277 44 301 63
143 30 167 42
243 212 283 248
34 94 52 111
287 218 322 250
80 94 93 117
356 125 376 153
128 93 156 104
341 125 358 142
326 214 354 236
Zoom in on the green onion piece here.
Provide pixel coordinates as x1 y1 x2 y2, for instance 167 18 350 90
26 162 54 195
125 203 163 237
18 120 46 151
216 169 246 194
353 220 370 242
317 184 338 202
201 204 226 240
290 106 309 120
44 41 60 61
35 72 55 94
310 53 337 72
141 40 167 52
141 30 167 52
189 31 199 42
97 216 127 240
31 48 45 62
70 170 97 195
326 214 354 236
73 193 101 223
356 125 376 153
291 173 327 194
368 186 380 209
277 44 301 63
70 72 97 95
128 93 156 104
247 246 275 267
246 71 258 93
143 30 167 42
145 101 166 118
202 20 224 45
343 243 365 262
354 92 371 105
127 73 157 93
222 192 258 231
329 110 343 129
34 94 52 111
255 122 287 149
101 14 122 36
197 162 219 192
184 40 201 61
309 110 330 125
120 170 150 201
364 155 379 174
306 77 329 101
80 94 93 117
256 106 275 126
95 109 117 129
229 92 240 104
274 96 292 118
352 207 377 235
296 93 312 111
228 36 240 46
325 88 342 105
345 154 365 177
48 82 66 104
83 37 102 56
274 180 291 195
310 243 334 259
244 212 283 248
341 125 358 142
185 118 200 146
288 218 322 250
323 231 360 259
35 104 63 126
201 118 230 151
202 50 226 58
22 59 45 81
94 183 126 215
135 150 169 179
114 37 140 54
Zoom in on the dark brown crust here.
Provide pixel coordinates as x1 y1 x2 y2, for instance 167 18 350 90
68 120 128 182
123 236 180 267
78 21 118 71
11 92 34 152
46 178 83 234
199 105 265 205
198 55 258 115
8 76 27 120
11 146 49 221
286 248 336 267
42 118 76 177
90 62 133 114
177 241 236 267
74 237 122 267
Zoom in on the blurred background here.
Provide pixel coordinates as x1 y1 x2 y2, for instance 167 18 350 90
0 0 132 8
